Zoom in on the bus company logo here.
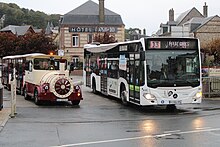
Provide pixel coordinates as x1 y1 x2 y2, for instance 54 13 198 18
168 91 173 97
173 93 178 99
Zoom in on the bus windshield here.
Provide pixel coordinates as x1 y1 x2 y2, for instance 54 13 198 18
146 49 200 88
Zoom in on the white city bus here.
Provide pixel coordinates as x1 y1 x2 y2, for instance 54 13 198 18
84 37 202 109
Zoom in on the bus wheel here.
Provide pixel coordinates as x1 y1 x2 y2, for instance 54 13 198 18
24 87 30 100
34 89 41 105
71 100 80 106
121 90 128 105
166 104 176 112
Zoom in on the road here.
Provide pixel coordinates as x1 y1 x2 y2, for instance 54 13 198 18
0 84 220 147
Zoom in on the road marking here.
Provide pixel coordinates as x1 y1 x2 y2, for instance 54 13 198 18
51 135 153 147
195 127 211 130
51 127 220 147
164 130 181 134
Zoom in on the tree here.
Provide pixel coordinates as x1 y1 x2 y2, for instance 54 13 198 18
93 32 117 44
203 38 220 65
0 32 57 57
0 32 18 57
0 2 60 29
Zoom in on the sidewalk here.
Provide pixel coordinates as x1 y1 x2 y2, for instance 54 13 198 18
0 98 10 132
0 108 10 132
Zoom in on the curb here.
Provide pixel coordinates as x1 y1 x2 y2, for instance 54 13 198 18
0 108 10 132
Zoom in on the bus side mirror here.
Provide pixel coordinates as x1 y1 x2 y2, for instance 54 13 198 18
140 52 145 61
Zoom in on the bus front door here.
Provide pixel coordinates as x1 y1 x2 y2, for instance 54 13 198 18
129 53 141 104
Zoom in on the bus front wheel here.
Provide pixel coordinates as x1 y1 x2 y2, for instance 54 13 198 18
121 90 128 105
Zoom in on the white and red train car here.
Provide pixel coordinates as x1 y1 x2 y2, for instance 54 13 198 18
2 53 83 105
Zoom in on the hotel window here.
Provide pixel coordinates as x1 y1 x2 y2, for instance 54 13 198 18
87 34 93 44
72 34 79 47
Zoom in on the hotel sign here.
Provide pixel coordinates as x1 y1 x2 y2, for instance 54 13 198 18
69 26 118 33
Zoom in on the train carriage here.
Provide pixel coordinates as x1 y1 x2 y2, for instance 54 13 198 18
2 53 83 105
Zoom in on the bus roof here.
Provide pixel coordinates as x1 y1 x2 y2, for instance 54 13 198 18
27 54 67 60
84 38 143 53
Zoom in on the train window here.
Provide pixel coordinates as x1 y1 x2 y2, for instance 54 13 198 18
34 58 60 70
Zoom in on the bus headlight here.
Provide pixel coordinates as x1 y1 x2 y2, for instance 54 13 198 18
193 91 202 99
143 93 156 100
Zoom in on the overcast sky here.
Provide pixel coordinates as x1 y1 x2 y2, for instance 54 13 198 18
1 0 219 35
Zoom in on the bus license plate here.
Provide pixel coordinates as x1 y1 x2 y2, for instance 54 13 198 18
57 99 68 102
169 100 182 105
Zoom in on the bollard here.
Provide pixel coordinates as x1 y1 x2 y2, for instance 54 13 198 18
10 68 16 117
0 80 3 111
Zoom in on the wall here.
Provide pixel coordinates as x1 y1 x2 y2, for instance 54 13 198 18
195 16 220 48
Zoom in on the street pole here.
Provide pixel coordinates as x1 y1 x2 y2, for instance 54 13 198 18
10 68 16 118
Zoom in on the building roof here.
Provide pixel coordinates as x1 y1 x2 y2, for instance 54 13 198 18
192 15 219 32
0 25 34 36
176 7 204 25
61 0 124 25
183 17 205 25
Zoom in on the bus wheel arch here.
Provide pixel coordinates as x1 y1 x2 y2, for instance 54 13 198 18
120 83 128 105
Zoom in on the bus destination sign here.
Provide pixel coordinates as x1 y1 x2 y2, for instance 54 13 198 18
148 39 197 49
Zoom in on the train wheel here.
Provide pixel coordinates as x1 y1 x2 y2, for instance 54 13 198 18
34 89 41 105
24 87 30 100
71 100 80 106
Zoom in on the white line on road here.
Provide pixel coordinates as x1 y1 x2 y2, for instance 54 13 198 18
164 130 181 134
51 127 220 147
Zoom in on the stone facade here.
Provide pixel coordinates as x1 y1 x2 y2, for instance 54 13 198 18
194 16 220 48
60 25 125 60
59 0 125 65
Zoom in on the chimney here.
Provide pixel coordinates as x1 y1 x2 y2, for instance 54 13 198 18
203 2 208 17
139 29 141 35
143 29 146 36
99 0 105 24
169 8 174 21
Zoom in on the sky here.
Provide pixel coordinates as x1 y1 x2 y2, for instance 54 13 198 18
1 0 219 35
